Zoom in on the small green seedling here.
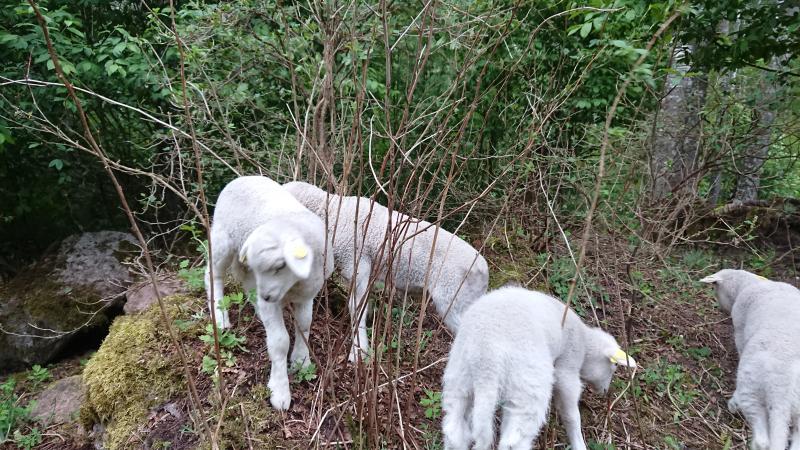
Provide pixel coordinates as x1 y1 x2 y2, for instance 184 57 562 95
199 325 247 351
27 365 51 388
177 259 205 290
14 428 42 450
292 362 317 383
420 389 442 419
218 292 245 310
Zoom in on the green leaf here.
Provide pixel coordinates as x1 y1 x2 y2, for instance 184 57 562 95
0 32 18 44
579 22 592 38
66 27 85 38
61 60 75 75
567 24 582 36
592 14 604 31
48 159 63 171
77 60 95 73
112 42 126 56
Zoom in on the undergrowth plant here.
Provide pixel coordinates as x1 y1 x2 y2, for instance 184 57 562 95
545 255 607 316
419 389 442 420
292 362 318 383
12 428 42 450
419 423 443 450
639 359 700 420
177 259 205 291
177 223 209 291
0 378 40 449
26 365 50 389
199 325 246 378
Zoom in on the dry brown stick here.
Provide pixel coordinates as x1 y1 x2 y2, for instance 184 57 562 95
26 0 211 443
165 0 227 409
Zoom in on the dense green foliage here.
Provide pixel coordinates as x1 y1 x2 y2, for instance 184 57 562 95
0 0 798 267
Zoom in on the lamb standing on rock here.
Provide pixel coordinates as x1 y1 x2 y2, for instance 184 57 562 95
205 176 333 410
700 269 800 450
283 181 489 362
441 287 636 450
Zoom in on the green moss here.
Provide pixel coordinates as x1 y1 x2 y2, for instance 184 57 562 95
0 253 105 332
489 263 525 289
21 279 107 330
80 295 190 450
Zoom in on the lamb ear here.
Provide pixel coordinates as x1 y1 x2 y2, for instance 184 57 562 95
283 239 313 279
699 274 722 284
239 235 253 265
608 348 637 368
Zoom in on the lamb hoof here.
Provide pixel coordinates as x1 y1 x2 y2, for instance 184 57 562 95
348 347 367 364
269 389 291 411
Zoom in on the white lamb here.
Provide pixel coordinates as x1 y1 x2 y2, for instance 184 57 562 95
441 287 636 450
283 181 489 362
700 269 800 450
205 176 333 410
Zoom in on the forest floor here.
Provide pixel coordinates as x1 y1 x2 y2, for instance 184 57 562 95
4 211 799 450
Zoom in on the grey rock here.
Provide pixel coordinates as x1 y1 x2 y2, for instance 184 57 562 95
124 275 186 315
163 401 182 420
0 231 139 371
30 375 86 425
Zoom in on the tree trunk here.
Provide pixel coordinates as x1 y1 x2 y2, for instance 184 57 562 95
733 59 779 202
709 19 737 205
650 43 708 201
309 8 338 186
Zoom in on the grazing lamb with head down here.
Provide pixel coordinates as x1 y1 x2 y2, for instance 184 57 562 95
700 269 800 450
205 176 333 410
283 181 489 362
441 287 636 450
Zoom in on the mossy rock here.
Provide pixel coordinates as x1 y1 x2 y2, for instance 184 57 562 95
0 231 139 371
81 294 189 450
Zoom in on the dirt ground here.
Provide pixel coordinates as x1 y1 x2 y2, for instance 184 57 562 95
8 214 800 450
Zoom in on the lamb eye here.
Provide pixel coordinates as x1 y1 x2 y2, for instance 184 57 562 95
274 262 286 273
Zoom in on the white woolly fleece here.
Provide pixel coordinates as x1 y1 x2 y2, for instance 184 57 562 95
205 176 333 411
284 181 488 361
441 287 635 450
701 269 800 450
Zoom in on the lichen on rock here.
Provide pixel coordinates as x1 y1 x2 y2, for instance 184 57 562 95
0 231 139 370
80 295 188 450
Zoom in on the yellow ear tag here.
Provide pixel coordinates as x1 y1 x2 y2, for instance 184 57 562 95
609 349 630 364
756 274 767 280
293 245 308 259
